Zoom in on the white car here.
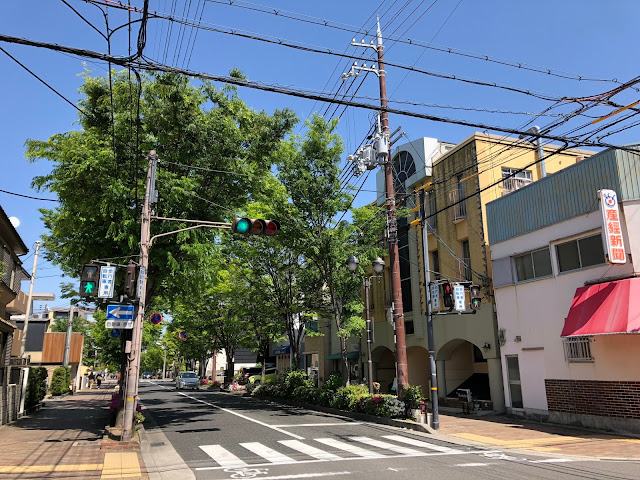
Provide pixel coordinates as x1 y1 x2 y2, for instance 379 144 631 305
175 371 200 390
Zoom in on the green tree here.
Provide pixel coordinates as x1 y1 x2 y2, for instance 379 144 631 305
276 116 385 385
26 71 296 304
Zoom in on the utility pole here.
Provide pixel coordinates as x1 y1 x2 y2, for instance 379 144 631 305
122 150 157 441
364 277 373 393
20 240 40 357
63 303 75 366
419 189 439 429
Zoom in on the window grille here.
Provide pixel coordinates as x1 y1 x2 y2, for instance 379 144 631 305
449 188 466 222
563 337 594 362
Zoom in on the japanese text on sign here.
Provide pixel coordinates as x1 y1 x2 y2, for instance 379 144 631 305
454 283 466 312
598 189 626 265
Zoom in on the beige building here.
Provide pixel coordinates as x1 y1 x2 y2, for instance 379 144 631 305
360 133 592 411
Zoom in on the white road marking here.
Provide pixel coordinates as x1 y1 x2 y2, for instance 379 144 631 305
176 392 304 440
199 445 248 468
529 458 578 463
240 442 295 464
382 435 463 453
271 423 363 428
278 440 341 461
456 463 494 467
349 437 422 455
314 438 384 458
250 472 351 480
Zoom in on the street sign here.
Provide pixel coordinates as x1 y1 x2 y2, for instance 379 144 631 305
98 266 116 299
454 283 466 312
430 283 440 310
106 320 134 329
598 189 626 264
106 304 135 321
110 328 122 338
137 266 146 299
179 331 186 340
150 313 162 325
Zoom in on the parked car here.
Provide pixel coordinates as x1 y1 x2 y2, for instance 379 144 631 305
248 368 278 385
238 367 263 385
175 371 200 390
142 372 152 379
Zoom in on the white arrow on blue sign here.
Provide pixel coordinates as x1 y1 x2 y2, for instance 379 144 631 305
106 304 135 321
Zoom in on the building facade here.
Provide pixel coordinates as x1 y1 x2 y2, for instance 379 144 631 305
486 145 640 433
360 133 591 411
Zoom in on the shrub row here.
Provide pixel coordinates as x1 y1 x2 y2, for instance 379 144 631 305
50 366 71 396
251 371 422 419
25 367 48 409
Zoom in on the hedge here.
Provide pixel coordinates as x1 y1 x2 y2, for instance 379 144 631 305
50 366 71 396
25 367 48 409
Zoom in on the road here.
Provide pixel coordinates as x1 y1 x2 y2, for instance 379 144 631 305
139 381 639 480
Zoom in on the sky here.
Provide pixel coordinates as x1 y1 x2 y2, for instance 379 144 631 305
1 0 639 313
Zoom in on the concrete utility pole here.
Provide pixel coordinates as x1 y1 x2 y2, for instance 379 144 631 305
122 151 157 441
419 189 439 429
63 303 75 366
374 18 409 394
20 240 41 357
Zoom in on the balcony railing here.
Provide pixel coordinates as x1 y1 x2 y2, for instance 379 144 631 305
449 188 466 222
502 177 533 195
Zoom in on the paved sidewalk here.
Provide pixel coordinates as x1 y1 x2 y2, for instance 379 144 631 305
0 382 147 479
433 410 640 460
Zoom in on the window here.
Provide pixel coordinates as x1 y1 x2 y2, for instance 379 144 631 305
427 190 437 231
514 247 552 282
398 217 413 313
506 355 523 408
405 320 415 335
502 167 532 180
563 337 593 362
431 250 441 281
461 240 471 281
556 234 605 273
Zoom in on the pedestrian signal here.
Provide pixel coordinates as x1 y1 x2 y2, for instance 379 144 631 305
442 281 454 309
79 263 99 297
469 284 482 311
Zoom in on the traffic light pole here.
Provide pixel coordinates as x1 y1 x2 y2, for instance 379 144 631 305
122 151 157 441
419 189 439 430
375 18 409 396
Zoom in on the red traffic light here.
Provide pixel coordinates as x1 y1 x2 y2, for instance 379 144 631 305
442 281 454 308
231 218 280 236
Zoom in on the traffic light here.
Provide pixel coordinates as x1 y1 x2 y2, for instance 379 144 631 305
79 263 99 297
442 281 454 309
124 262 137 298
469 284 482 311
231 217 280 236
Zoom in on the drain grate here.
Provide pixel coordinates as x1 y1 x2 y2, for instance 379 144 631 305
72 440 101 447
150 441 165 447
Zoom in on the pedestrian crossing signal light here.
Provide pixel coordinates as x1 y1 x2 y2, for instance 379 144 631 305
79 263 99 297
442 281 454 309
469 284 482 311
124 262 137 298
231 218 280 236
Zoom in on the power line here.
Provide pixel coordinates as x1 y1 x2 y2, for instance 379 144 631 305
0 188 58 202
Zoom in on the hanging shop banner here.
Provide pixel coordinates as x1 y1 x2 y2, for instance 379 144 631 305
598 189 626 264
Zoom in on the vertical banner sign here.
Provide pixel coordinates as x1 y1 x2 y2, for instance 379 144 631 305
598 189 626 264
430 284 440 310
137 266 146 299
98 266 116 299
453 283 466 312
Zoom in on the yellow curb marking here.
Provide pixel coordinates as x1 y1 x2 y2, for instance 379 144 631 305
449 433 590 450
0 464 102 473
101 452 141 479
621 439 640 443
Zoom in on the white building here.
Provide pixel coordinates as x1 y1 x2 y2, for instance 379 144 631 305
486 146 640 433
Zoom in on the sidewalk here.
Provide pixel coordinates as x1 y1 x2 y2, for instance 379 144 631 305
432 410 640 460
0 381 147 479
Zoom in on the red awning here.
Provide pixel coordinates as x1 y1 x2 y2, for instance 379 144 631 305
561 277 640 336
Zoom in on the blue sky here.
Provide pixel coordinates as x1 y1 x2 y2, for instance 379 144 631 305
1 0 639 312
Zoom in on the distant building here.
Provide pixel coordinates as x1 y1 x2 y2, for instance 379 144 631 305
487 145 640 433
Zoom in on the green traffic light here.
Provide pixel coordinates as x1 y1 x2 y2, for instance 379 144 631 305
236 218 250 233
84 282 94 294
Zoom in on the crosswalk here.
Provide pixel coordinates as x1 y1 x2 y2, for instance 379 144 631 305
197 435 467 470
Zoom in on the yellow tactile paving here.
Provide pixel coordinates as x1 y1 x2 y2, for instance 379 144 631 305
450 432 587 449
0 464 102 473
101 452 141 479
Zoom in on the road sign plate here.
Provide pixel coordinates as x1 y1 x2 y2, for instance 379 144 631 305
98 266 116 298
106 320 133 329
110 328 122 337
106 304 135 321
137 266 146 299
150 313 162 325
454 283 466 312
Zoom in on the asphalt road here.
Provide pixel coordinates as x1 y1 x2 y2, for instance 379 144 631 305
139 381 640 480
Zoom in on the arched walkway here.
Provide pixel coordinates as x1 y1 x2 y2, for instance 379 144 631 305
407 346 429 393
371 346 395 393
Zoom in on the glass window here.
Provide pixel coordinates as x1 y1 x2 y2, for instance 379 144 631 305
506 355 523 408
431 250 440 280
502 167 532 180
514 247 552 281
398 217 412 313
461 240 471 281
427 191 437 231
556 234 605 272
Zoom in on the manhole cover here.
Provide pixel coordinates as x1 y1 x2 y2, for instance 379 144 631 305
150 442 165 447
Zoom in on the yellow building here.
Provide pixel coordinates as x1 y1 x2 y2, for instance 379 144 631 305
363 133 592 411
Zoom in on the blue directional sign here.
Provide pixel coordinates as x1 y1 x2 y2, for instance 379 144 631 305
110 328 121 338
106 304 135 321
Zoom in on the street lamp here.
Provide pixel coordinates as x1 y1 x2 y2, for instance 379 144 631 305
347 256 385 393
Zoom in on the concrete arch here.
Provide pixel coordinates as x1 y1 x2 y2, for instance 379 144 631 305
436 338 487 361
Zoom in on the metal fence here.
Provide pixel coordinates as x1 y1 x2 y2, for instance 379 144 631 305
563 337 593 362
449 188 466 222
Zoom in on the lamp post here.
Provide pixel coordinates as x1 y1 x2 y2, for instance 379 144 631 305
347 256 385 394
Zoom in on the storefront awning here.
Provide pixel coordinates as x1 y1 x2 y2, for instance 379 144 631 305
561 277 640 337
327 352 359 360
